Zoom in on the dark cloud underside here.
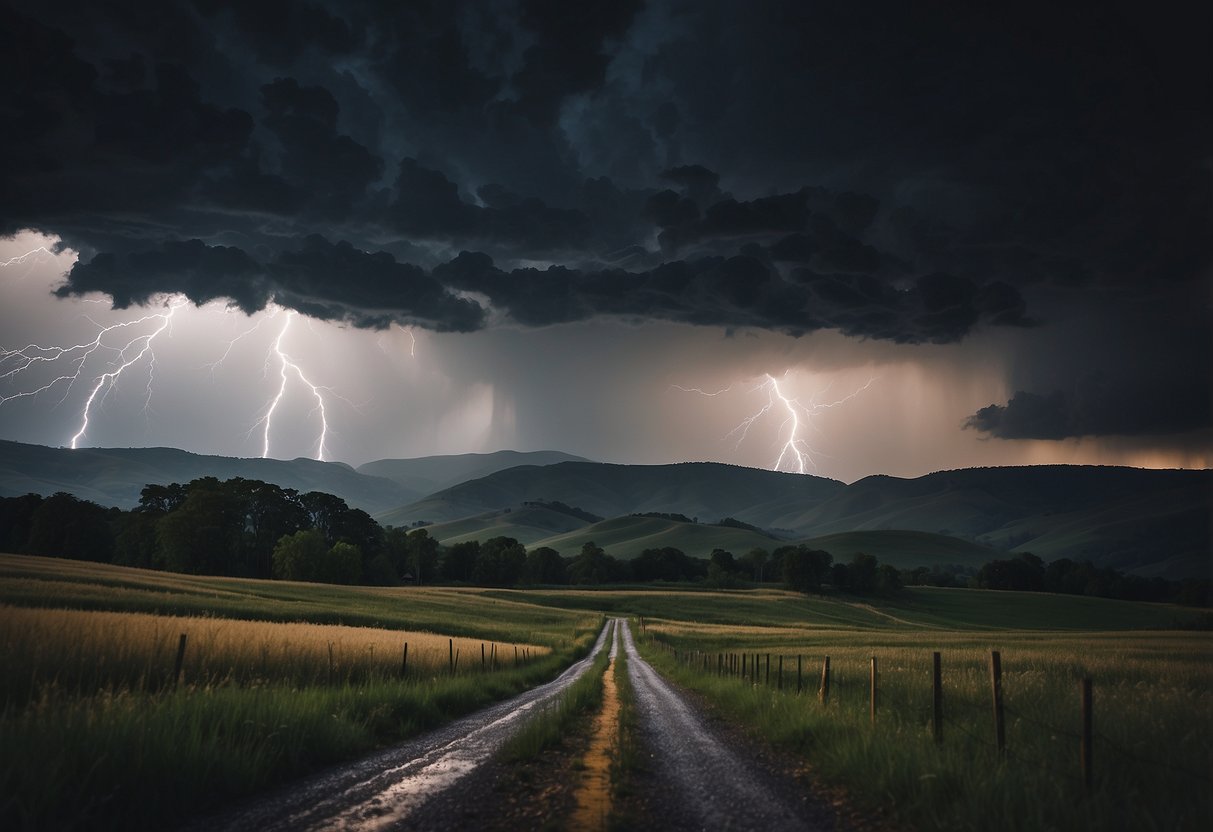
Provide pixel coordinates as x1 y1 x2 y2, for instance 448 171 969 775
1 0 1209 439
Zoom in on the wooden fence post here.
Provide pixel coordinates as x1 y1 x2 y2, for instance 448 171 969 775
449 638 454 673
797 655 802 694
173 633 187 688
819 656 831 704
401 642 409 677
766 653 770 686
453 649 460 674
1081 678 1093 793
742 653 747 680
327 642 334 684
932 651 942 744
989 651 1006 758
778 655 783 690
481 643 486 670
870 656 878 723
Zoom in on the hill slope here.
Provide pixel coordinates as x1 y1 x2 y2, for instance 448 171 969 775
357 450 587 497
782 466 1211 577
532 515 781 559
0 440 417 515
380 462 1210 578
375 461 845 528
418 505 594 546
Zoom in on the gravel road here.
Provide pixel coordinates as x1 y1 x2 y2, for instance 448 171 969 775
192 621 614 832
620 620 834 831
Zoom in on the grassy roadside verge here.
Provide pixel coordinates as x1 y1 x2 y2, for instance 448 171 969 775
1 609 603 832
607 627 643 830
0 555 605 831
499 625 612 763
634 631 1212 831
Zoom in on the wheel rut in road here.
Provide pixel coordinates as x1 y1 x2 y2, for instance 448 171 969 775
620 620 833 831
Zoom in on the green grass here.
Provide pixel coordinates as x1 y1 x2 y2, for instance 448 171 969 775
0 553 604 831
488 585 1200 632
609 629 642 817
636 622 1212 830
0 553 588 644
4 552 1207 831
499 627 612 762
532 515 778 559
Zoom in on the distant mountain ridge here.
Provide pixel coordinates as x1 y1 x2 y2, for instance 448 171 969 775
376 460 844 528
0 440 417 514
0 441 582 517
2 440 1207 578
380 461 1210 578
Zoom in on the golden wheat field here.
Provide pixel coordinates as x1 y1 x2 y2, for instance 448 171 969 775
0 605 549 699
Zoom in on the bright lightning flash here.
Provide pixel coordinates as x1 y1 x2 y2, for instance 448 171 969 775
0 297 185 448
254 310 331 461
676 372 877 474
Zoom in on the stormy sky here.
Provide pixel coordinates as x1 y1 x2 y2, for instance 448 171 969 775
1 0 1209 481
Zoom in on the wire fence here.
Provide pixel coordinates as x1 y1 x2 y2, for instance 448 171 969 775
650 637 1212 790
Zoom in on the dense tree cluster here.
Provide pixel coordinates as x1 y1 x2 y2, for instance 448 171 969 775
970 552 1209 606
2 479 387 584
0 486 1207 605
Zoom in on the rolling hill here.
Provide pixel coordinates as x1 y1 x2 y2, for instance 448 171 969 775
529 515 780 560
379 462 1210 578
3 438 1206 578
416 504 594 546
357 450 587 497
0 440 416 514
375 460 845 528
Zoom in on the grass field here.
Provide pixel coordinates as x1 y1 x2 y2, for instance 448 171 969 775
1 552 1207 831
634 605 1212 830
0 553 600 831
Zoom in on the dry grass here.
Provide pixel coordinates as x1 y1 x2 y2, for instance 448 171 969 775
0 605 549 703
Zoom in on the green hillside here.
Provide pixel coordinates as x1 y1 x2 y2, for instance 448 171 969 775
357 450 587 496
378 460 843 527
0 439 416 514
417 505 592 546
533 515 781 559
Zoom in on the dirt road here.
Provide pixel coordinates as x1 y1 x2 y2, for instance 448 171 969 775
620 619 835 830
196 621 614 832
197 619 836 830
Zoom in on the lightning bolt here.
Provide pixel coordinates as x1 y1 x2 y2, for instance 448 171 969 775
0 298 184 447
0 247 54 269
3 240 349 461
70 301 184 448
676 372 876 474
203 307 279 380
254 310 331 461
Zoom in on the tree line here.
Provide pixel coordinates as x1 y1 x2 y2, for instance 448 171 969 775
0 480 1206 605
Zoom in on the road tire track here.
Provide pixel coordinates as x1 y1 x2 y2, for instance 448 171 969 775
192 621 614 832
620 620 834 831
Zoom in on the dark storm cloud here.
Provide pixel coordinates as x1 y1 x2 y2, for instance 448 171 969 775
966 300 1212 439
432 249 1025 343
2 0 1210 436
59 237 486 331
58 241 268 313
967 385 1212 441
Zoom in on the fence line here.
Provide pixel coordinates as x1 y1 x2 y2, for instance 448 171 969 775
648 634 1211 790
